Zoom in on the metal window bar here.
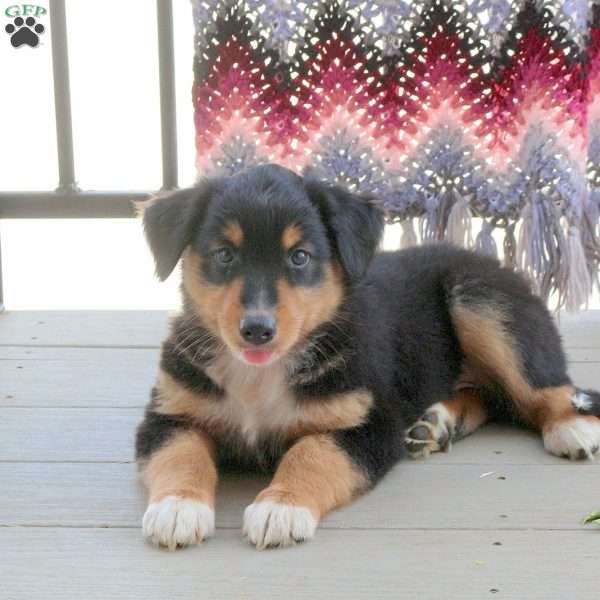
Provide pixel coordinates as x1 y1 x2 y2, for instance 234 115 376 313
157 0 178 191
0 0 179 308
50 0 77 193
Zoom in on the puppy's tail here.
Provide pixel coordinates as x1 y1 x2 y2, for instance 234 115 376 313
573 388 600 417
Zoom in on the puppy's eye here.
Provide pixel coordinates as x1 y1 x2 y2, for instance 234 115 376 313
214 247 234 265
289 249 311 268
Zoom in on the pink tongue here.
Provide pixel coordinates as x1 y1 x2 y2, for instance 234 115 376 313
243 349 273 364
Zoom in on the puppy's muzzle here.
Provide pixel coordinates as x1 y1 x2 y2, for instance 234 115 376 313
239 313 277 346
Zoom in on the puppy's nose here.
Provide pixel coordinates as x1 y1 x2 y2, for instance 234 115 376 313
240 314 276 346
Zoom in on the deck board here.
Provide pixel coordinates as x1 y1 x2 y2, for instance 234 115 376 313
2 461 598 530
0 348 159 408
0 408 140 461
1 309 600 599
0 310 170 347
1 528 598 600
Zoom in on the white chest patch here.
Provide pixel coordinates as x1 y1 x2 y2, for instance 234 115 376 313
156 353 372 450
204 355 301 446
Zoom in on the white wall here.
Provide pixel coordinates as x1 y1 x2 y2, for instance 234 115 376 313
1 1 195 309
0 1 407 310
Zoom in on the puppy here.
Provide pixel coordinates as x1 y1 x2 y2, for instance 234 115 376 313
136 163 600 550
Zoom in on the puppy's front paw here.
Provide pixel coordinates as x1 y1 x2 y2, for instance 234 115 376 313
142 496 215 550
405 403 455 459
243 500 317 549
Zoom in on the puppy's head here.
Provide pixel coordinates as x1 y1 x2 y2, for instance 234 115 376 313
142 164 384 366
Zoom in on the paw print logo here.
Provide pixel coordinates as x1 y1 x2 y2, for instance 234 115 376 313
5 16 45 48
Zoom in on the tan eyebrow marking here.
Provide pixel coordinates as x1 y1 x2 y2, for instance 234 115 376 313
282 224 303 250
222 221 243 247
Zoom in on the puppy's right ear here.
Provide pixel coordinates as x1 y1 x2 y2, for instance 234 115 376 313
305 179 385 282
140 183 211 281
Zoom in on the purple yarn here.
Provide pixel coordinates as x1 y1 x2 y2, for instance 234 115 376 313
475 220 498 258
191 0 600 309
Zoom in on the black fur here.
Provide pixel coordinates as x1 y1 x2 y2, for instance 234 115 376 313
160 339 224 396
143 183 212 281
137 164 598 488
160 316 224 395
335 409 407 482
305 179 385 282
135 389 191 461
442 249 570 389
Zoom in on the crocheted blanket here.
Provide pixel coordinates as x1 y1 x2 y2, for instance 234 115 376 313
192 0 600 310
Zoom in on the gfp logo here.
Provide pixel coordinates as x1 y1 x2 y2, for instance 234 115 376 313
4 4 46 48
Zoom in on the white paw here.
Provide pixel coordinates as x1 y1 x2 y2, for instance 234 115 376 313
243 501 317 549
142 496 215 550
405 403 455 459
543 417 600 460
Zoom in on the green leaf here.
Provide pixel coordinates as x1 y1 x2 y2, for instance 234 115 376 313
583 511 600 525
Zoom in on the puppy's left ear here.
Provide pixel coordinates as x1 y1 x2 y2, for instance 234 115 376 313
138 182 212 281
306 180 385 281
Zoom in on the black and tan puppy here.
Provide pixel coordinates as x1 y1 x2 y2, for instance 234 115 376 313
136 163 600 550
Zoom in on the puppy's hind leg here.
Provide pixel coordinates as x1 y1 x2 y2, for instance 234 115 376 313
537 386 600 460
449 289 600 461
405 388 489 459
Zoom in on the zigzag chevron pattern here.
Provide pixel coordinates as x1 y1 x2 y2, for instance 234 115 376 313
192 0 600 310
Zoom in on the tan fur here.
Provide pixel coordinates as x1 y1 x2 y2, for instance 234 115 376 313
281 224 303 250
452 303 584 431
254 434 369 519
183 249 344 360
276 263 344 354
140 429 217 507
452 303 530 401
442 388 489 438
223 221 243 247
285 390 373 439
153 369 220 419
531 384 591 434
155 369 372 446
182 250 244 345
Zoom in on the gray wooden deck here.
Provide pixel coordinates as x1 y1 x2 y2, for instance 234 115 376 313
2 310 599 599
